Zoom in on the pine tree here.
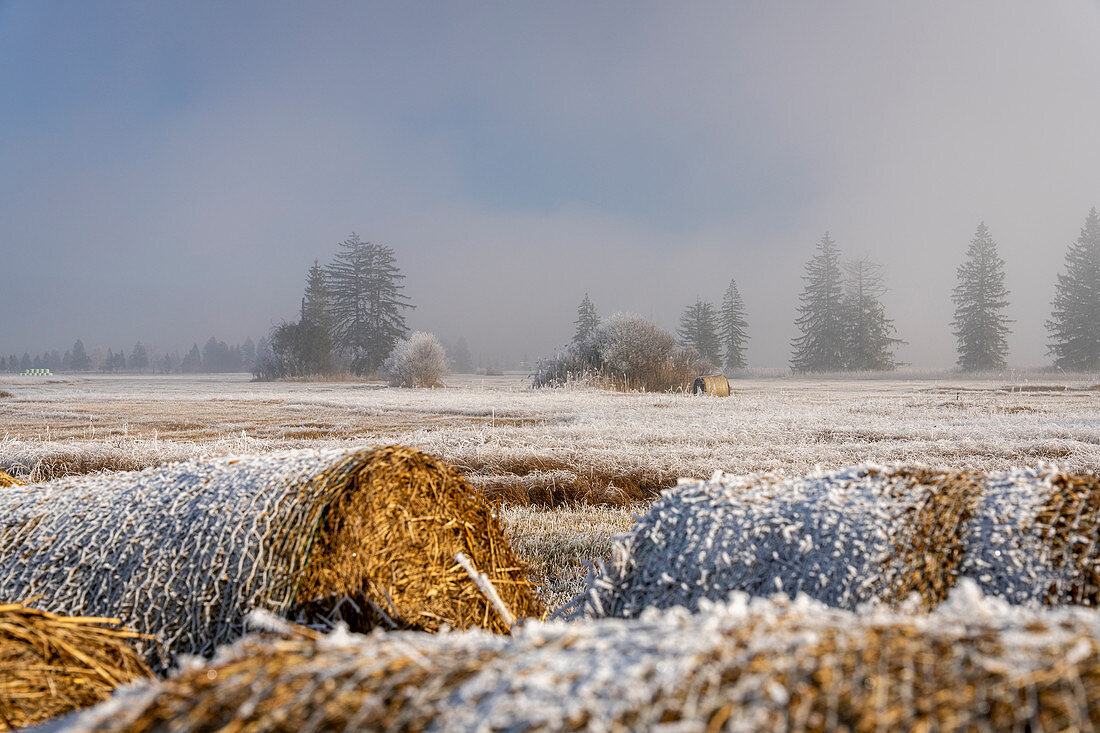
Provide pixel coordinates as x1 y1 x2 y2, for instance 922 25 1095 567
327 233 414 375
678 299 721 367
791 233 846 372
130 341 149 372
1047 208 1100 371
572 294 600 344
952 223 1012 371
841 258 902 371
719 279 749 371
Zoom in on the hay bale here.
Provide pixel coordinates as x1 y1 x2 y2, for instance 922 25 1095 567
691 374 730 396
0 446 541 672
0 601 150 730
61 581 1100 732
0 469 23 487
574 465 1097 618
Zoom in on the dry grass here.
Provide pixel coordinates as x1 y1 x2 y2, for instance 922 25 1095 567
466 455 672 507
0 601 151 730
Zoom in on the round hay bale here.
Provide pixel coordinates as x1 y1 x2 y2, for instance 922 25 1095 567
0 601 150 730
691 374 730 396
573 465 1099 618
62 582 1100 732
0 446 541 672
0 469 24 488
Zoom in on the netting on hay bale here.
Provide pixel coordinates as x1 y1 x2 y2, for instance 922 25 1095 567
0 446 541 672
572 465 1100 619
0 601 151 730
0 469 23 487
61 581 1100 732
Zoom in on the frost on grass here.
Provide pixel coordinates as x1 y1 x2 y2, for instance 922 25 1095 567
2 375 1099 499
500 504 639 610
576 465 1098 618
64 582 1100 732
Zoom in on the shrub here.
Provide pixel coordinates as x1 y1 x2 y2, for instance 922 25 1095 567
533 313 708 392
382 332 448 387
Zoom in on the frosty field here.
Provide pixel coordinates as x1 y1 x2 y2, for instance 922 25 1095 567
2 372 1097 609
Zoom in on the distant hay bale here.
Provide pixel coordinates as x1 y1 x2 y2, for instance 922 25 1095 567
0 469 23 487
0 446 541 672
691 374 730 396
62 582 1100 732
0 601 150 730
574 465 1099 618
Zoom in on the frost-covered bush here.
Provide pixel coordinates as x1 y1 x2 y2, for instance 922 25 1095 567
533 313 705 392
381 332 448 387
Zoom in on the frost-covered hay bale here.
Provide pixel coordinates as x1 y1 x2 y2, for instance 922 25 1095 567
63 582 1100 732
575 465 1098 618
0 469 23 487
0 601 150 730
0 446 540 672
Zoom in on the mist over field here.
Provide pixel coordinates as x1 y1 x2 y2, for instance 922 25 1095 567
2 2 1099 368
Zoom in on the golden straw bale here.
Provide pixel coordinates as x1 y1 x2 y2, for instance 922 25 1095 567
0 446 540 672
295 445 543 634
0 469 23 487
0 601 150 730
691 374 730 396
62 584 1100 732
575 465 1100 618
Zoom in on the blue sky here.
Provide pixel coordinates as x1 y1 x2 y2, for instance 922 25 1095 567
2 2 1099 367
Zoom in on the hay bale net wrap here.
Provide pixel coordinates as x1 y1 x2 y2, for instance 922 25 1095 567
574 464 1097 619
0 469 23 487
0 601 151 730
63 581 1100 733
691 374 730 396
0 446 540 672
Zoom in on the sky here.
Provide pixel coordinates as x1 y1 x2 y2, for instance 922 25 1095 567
2 1 1099 369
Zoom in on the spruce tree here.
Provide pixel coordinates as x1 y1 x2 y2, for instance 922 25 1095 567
302 259 333 333
450 336 473 373
130 341 149 372
572 294 600 344
842 258 902 371
678 299 721 367
181 344 202 373
719 279 749 371
952 223 1012 371
327 233 414 375
1047 208 1100 371
296 259 335 375
70 340 92 371
791 233 846 372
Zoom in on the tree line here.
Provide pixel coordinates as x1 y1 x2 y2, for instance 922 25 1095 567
0 337 265 374
566 207 1100 374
